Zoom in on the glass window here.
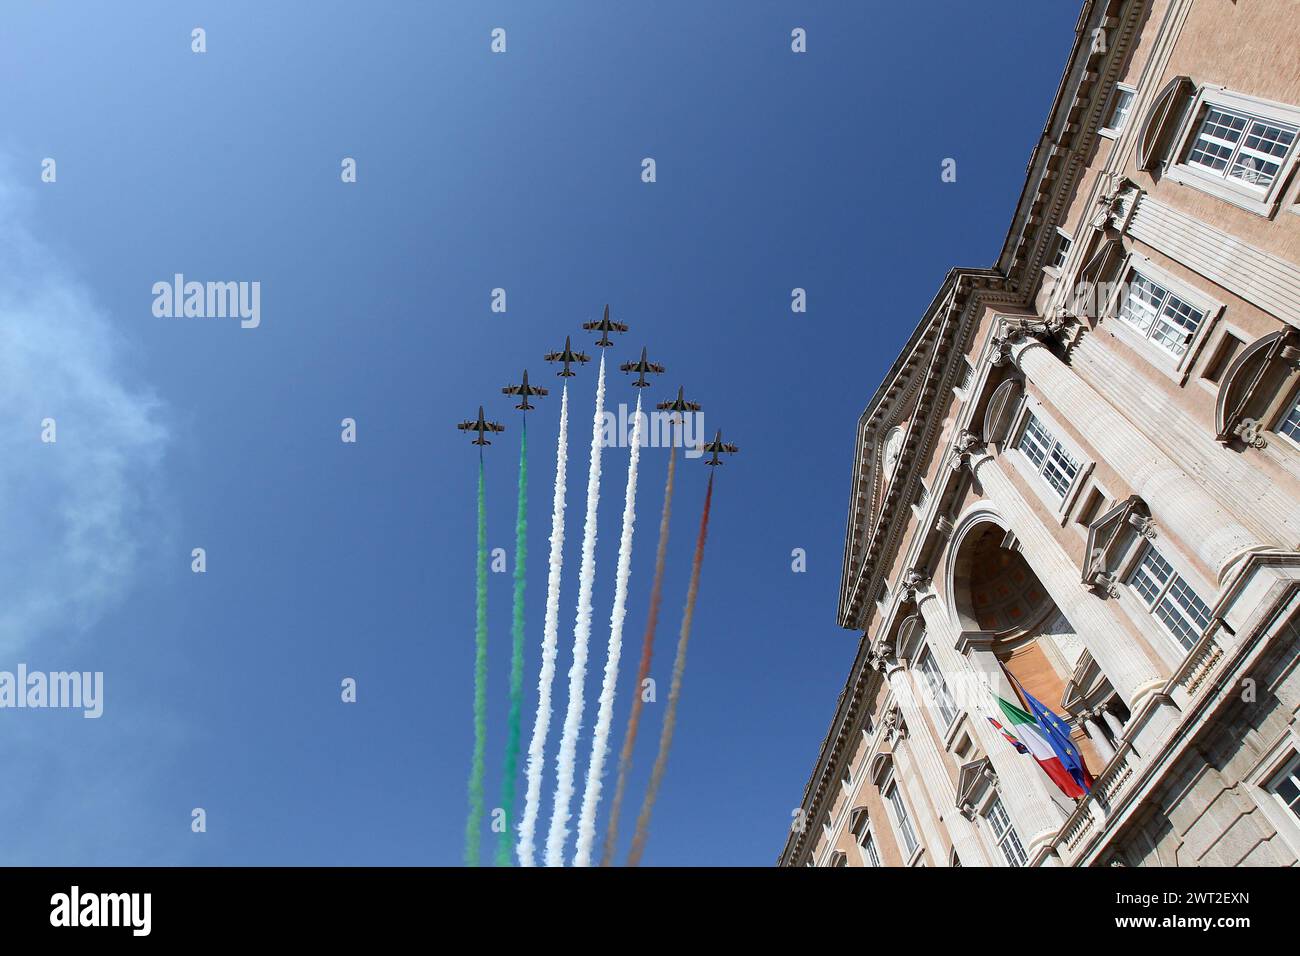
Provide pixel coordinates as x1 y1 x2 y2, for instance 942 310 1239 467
1127 544 1213 651
1278 390 1300 443
858 831 881 867
887 784 918 857
1269 756 1300 824
918 650 959 728
1051 233 1072 269
1016 411 1081 501
986 796 1027 867
1186 104 1298 191
1117 269 1207 358
1105 87 1135 133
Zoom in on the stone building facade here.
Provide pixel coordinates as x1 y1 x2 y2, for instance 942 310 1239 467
779 0 1300 867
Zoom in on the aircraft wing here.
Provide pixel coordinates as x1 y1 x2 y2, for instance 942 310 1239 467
648 362 665 373
488 422 506 432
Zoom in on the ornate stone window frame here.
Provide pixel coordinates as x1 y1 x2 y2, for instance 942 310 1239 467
1102 251 1225 385
1212 328 1300 451
1099 82 1137 140
1243 729 1300 860
1164 86 1300 219
1005 394 1094 522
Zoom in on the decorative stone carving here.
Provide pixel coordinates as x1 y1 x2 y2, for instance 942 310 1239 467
900 568 931 603
1233 417 1268 449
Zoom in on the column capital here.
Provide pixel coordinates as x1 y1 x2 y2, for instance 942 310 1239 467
990 317 1064 369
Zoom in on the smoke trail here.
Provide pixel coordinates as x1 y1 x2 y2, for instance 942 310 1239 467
545 355 606 866
601 440 675 866
517 385 568 867
627 472 713 867
574 393 644 866
495 419 528 866
465 456 489 866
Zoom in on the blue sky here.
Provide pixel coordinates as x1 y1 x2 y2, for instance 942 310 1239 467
0 1 1076 865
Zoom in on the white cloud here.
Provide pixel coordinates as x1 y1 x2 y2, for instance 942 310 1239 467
0 166 169 654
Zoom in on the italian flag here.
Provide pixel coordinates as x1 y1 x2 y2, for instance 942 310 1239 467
996 695 1087 799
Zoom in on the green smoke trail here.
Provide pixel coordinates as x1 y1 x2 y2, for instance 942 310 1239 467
496 420 528 865
465 456 488 866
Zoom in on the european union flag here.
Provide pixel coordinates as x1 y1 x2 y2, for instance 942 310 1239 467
1014 678 1094 793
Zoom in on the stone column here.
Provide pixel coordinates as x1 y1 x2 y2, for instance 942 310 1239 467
1010 337 1262 582
968 449 1167 710
1070 331 1300 549
876 646 991 866
1082 714 1116 763
915 590 1067 862
1102 707 1126 741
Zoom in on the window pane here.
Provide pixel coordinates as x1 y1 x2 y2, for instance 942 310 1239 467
889 787 918 856
1279 392 1300 442
1186 104 1297 191
1129 546 1172 608
1119 272 1164 336
1017 411 1079 501
1129 545 1212 651
919 652 958 727
1108 89 1134 131
1155 574 1213 650
1150 292 1205 356
1188 107 1247 174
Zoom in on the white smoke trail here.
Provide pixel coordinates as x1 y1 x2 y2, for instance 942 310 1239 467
545 355 606 866
516 384 569 867
574 393 643 866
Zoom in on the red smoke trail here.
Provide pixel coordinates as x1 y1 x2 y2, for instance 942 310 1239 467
601 443 676 866
627 471 712 867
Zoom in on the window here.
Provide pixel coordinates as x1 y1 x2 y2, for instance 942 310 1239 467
1103 86 1136 134
1277 390 1300 444
1267 755 1300 825
829 850 848 867
1117 269 1207 359
1050 232 1072 270
986 796 1027 867
886 783 918 857
957 358 975 393
1016 411 1081 501
918 650 959 729
1127 543 1214 651
858 830 881 867
1184 104 1297 192
1201 331 1243 385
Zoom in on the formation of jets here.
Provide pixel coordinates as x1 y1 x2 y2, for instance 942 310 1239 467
543 336 590 378
582 304 628 348
457 406 506 446
620 347 665 388
656 386 702 415
458 306 738 464
701 430 739 467
502 369 549 410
